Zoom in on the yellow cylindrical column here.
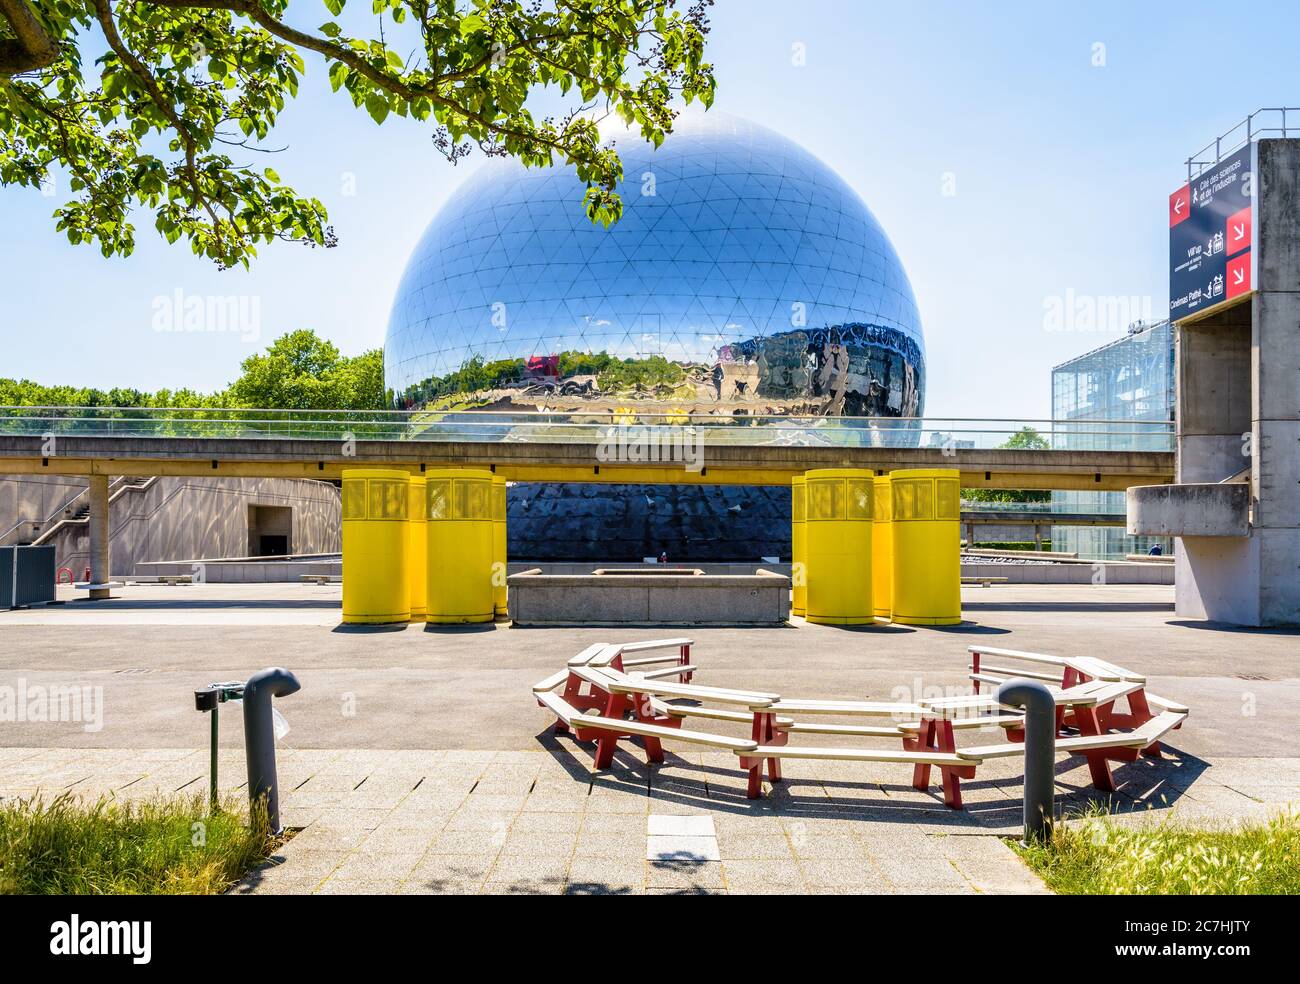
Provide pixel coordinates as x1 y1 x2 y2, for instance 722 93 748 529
791 476 806 617
492 475 507 617
803 468 873 625
890 468 961 625
408 476 427 622
341 468 411 624
872 475 893 620
426 468 495 624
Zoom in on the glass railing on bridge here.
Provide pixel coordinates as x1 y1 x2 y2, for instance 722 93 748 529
0 407 1175 453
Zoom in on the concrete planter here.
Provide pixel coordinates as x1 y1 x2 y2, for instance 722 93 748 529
507 568 791 626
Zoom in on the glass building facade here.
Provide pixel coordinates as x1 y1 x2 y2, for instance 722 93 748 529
1050 321 1174 559
385 111 924 418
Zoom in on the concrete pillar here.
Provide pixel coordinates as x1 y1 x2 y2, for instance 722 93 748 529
87 474 111 600
1165 139 1300 626
1251 139 1300 625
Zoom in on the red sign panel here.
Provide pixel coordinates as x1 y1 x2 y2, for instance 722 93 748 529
1169 185 1191 227
1225 205 1252 256
1226 252 1252 299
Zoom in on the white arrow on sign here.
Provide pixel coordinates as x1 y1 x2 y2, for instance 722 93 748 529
1232 223 1245 240
1175 198 1186 215
1233 268 1245 285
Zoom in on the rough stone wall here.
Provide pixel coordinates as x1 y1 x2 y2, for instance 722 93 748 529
507 483 792 562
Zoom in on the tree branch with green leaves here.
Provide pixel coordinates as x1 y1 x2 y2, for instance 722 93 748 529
0 0 714 268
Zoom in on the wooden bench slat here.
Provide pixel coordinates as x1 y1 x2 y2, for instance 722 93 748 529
764 699 923 716
622 654 688 668
967 645 1070 667
1126 710 1187 744
777 721 911 738
536 691 579 726
567 642 613 667
605 674 778 706
1064 656 1127 682
970 664 1063 684
619 638 693 653
650 699 794 728
532 669 570 694
733 746 975 766
574 712 757 751
1146 693 1190 715
1074 680 1143 706
957 732 1144 760
636 664 698 681
588 644 625 667
956 712 1187 761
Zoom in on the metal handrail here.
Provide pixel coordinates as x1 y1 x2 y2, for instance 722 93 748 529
0 476 136 546
1186 107 1298 183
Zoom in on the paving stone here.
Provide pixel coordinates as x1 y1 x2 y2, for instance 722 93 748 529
722 859 805 891
646 859 725 889
500 829 579 858
403 854 495 891
647 834 720 862
482 879 562 895
566 857 645 892
797 857 891 890
431 827 509 854
315 876 403 895
647 814 716 836
512 811 584 833
356 825 439 855
787 832 868 860
574 831 645 860
489 854 570 885
716 832 795 861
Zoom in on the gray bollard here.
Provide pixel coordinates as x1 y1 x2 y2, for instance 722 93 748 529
242 667 301 834
996 678 1055 846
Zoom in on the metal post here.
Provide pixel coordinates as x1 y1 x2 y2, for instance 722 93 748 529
209 703 219 812
242 667 301 834
996 678 1056 845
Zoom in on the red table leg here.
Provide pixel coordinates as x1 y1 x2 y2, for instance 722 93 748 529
1073 705 1116 792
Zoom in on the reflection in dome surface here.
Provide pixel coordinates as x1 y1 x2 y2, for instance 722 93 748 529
385 112 924 420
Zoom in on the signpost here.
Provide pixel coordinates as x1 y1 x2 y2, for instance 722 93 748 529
1169 143 1256 322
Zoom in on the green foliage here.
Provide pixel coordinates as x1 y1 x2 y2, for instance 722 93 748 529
963 428 1052 503
597 354 684 392
1000 426 1050 450
0 1 715 267
0 329 383 409
0 792 274 895
1016 810 1300 895
394 350 691 407
962 488 1052 504
558 350 617 377
228 329 385 409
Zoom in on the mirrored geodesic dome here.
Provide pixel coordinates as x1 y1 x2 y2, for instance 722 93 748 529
384 111 925 419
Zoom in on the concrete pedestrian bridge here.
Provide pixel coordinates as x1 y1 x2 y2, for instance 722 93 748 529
0 408 1173 492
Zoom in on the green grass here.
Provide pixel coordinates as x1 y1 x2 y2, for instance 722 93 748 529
1016 809 1300 894
0 792 276 895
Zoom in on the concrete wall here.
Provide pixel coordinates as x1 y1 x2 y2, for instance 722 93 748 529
0 476 341 575
0 474 93 545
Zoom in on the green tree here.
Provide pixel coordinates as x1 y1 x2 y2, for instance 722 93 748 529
1 329 382 408
0 1 715 268
963 427 1052 504
227 328 384 408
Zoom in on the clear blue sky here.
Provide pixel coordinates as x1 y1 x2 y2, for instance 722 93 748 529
3 0 1296 417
